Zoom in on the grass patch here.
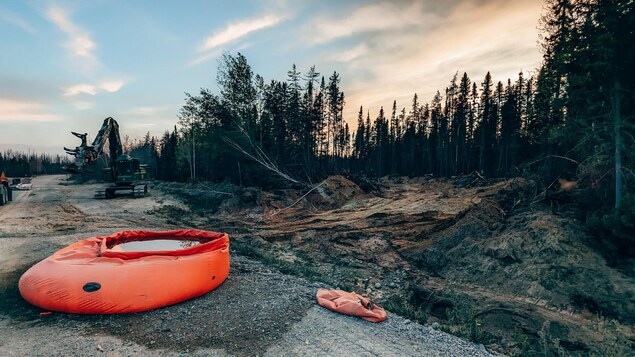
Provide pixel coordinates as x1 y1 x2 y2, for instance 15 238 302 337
381 285 497 345
382 290 428 324
434 287 494 344
231 239 363 292
147 205 194 226
444 302 489 344
157 182 238 214
231 239 323 282
589 317 633 356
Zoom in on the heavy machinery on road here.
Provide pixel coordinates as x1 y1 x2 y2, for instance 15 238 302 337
0 172 11 205
64 117 150 199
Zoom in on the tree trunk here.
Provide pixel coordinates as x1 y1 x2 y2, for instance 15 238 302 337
613 79 623 210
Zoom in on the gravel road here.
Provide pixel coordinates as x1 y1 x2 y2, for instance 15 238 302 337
0 175 499 356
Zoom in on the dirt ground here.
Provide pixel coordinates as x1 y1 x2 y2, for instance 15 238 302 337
0 175 497 357
156 175 635 356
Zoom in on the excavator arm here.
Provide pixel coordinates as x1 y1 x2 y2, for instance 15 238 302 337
63 116 150 199
64 117 123 180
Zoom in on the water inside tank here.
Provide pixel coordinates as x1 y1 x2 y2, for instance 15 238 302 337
110 239 201 252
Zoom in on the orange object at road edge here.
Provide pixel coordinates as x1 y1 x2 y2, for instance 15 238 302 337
316 288 388 323
19 229 230 314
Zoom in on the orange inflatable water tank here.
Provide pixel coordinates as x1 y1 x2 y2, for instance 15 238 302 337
316 288 387 322
19 229 229 314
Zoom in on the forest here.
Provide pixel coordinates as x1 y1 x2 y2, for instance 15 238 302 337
125 0 635 256
124 0 634 256
0 150 69 177
143 0 631 187
3 0 630 255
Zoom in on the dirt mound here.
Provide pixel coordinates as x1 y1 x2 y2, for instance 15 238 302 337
344 174 385 193
309 175 366 209
397 184 635 354
412 202 635 324
155 181 243 213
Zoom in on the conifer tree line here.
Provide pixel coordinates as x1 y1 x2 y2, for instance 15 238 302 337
349 70 534 178
140 0 632 210
0 150 69 177
144 56 535 185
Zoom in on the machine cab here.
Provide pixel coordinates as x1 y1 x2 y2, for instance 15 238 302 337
116 154 140 176
101 154 149 185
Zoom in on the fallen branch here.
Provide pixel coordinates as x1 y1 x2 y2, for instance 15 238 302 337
587 168 615 188
225 136 300 185
269 181 326 217
531 190 546 205
483 198 506 217
470 170 486 181
546 177 560 190
197 182 234 196
525 155 579 168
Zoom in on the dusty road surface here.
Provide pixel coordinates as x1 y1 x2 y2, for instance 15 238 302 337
0 175 496 356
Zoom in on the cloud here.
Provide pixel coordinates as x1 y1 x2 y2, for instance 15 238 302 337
63 80 125 96
119 107 175 133
72 101 93 110
324 0 543 125
190 48 223 66
99 80 125 92
192 14 285 65
0 98 61 122
201 14 285 51
130 122 157 128
0 8 36 33
123 106 169 116
45 6 97 65
309 2 436 45
327 43 369 62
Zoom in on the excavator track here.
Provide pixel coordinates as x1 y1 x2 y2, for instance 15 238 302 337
94 188 107 199
133 184 148 197
94 183 148 199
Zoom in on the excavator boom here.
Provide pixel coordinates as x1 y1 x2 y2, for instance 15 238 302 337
64 117 122 179
64 117 149 198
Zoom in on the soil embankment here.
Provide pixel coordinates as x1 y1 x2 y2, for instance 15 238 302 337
157 175 634 355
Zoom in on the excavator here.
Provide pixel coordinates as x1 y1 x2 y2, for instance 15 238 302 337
64 117 150 199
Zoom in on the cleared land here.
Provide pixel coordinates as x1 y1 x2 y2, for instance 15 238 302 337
0 175 498 356
154 174 634 356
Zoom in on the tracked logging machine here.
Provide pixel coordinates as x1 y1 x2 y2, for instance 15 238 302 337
64 117 150 198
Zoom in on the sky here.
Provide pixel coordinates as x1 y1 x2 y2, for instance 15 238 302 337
0 0 544 156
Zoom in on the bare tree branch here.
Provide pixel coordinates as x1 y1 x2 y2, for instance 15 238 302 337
595 168 616 184
623 166 635 179
223 123 301 185
525 155 579 168
269 180 326 217
197 182 234 196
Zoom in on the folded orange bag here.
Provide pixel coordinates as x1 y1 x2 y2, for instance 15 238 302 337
316 288 387 322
